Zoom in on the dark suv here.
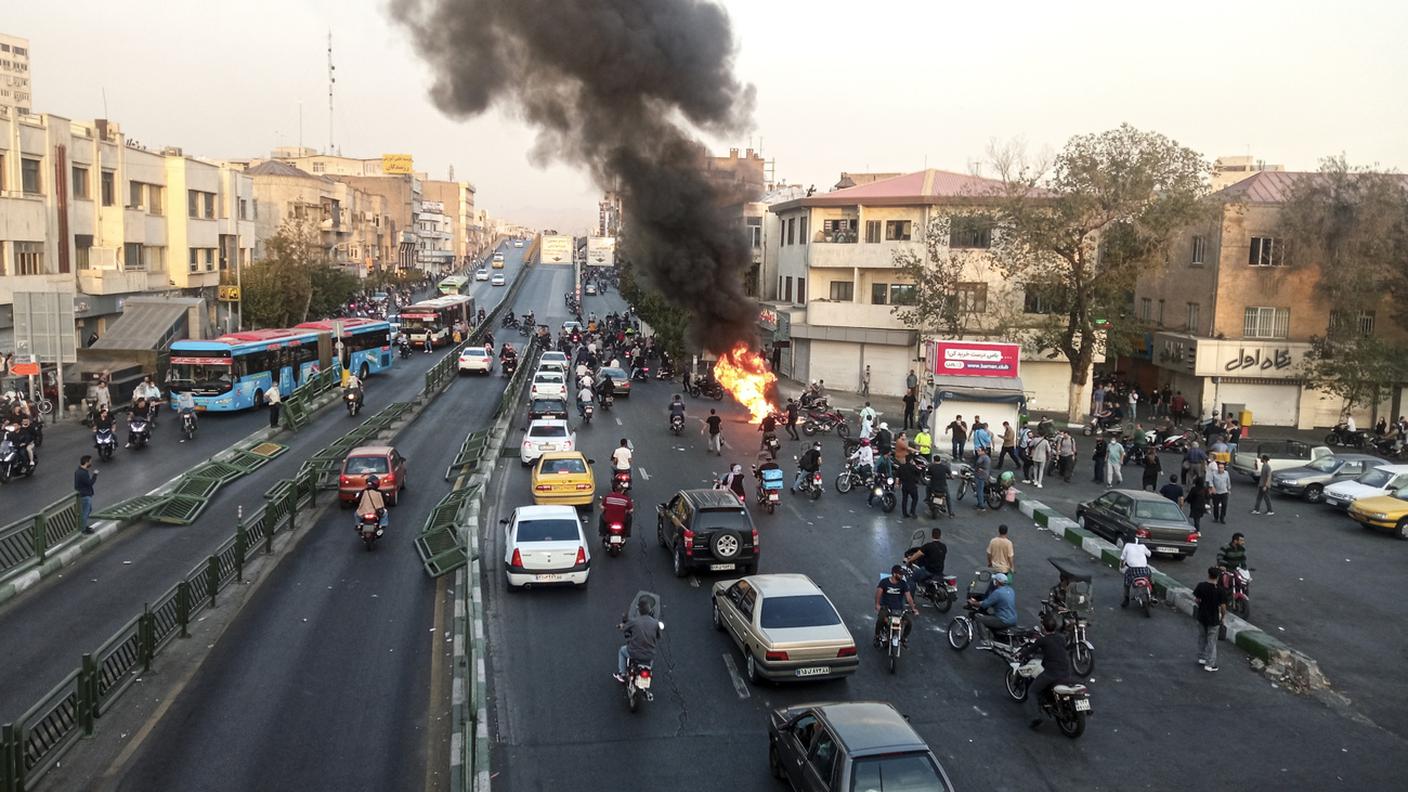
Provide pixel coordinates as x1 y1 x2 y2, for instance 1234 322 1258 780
657 489 759 578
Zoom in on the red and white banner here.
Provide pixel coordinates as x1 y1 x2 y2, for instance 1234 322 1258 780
928 340 1020 378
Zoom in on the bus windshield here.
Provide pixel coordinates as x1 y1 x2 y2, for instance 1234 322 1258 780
168 352 235 394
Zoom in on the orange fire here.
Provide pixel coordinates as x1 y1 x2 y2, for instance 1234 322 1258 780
713 343 780 424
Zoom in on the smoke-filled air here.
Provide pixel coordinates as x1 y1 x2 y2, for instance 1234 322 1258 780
390 0 761 354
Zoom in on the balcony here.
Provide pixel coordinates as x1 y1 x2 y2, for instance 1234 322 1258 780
806 299 908 330
804 239 922 269
78 268 151 296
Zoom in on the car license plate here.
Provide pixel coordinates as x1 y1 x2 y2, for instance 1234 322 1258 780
710 563 736 571
1155 546 1180 554
795 666 830 677
534 574 562 582
1074 698 1091 712
542 444 556 451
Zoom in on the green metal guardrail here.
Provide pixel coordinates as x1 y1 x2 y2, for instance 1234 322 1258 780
90 443 289 528
0 496 84 581
280 367 340 432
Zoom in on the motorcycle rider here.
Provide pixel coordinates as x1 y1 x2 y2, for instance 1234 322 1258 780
1119 535 1153 607
1020 614 1076 730
967 572 1017 649
926 454 955 517
599 487 634 540
133 376 163 425
904 527 948 589
849 437 875 483
873 421 894 455
758 412 779 453
611 438 633 475
613 598 662 683
344 371 364 408
1217 532 1248 571
794 442 823 492
576 382 595 420
357 475 388 530
668 393 686 427
9 417 37 469
92 407 117 448
126 397 152 448
874 565 919 648
753 451 783 496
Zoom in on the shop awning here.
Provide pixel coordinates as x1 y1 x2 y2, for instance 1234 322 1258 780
90 298 202 351
929 374 1027 407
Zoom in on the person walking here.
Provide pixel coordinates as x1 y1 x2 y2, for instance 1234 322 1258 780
265 383 282 429
1141 446 1162 491
703 408 723 456
986 524 1015 576
1187 476 1210 530
1251 455 1275 515
946 415 968 461
75 455 98 535
902 390 916 430
860 365 871 397
784 398 800 441
1091 437 1108 485
1057 431 1076 483
1028 433 1050 489
997 421 1020 470
1194 566 1225 672
1106 435 1125 486
1207 461 1231 523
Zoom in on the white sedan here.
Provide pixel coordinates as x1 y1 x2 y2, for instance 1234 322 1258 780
584 283 597 296
491 273 506 286
475 269 490 281
1324 464 1408 509
521 419 577 465
539 350 568 367
529 371 568 400
536 360 569 378
457 346 494 375
503 505 591 590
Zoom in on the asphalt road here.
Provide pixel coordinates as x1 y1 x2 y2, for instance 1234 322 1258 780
0 243 524 724
484 367 1407 789
106 255 568 791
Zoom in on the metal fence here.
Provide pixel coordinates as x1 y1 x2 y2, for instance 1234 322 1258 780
0 496 83 582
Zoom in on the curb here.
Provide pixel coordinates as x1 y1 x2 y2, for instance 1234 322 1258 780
1015 494 1329 690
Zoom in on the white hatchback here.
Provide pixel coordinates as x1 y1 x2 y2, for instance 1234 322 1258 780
503 505 591 590
457 346 494 375
1324 464 1408 509
530 371 568 400
521 419 576 465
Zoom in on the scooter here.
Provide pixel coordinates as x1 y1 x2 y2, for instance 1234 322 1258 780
612 468 633 493
1126 568 1154 617
1006 658 1093 739
752 465 785 514
128 416 152 450
345 388 364 417
180 410 199 442
669 413 684 436
620 591 664 713
356 509 386 551
603 519 628 557
94 427 117 461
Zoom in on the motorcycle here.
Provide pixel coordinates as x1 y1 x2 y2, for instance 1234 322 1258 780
833 461 870 494
581 401 595 424
0 432 36 482
669 413 685 436
94 427 117 461
621 592 664 713
180 410 199 442
631 364 651 383
501 315 519 329
655 363 675 380
903 529 957 613
924 487 951 518
1006 658 1093 739
603 519 627 556
687 380 724 401
519 323 533 338
752 464 785 514
868 473 898 514
502 357 518 378
793 467 824 501
947 570 1027 655
600 392 615 412
398 341 414 360
801 409 850 438
355 509 385 551
1041 557 1096 676
1126 567 1154 618
1081 414 1123 436
1219 566 1252 620
612 468 633 493
762 432 781 460
344 387 364 417
128 416 152 450
1324 423 1367 449
1147 427 1195 453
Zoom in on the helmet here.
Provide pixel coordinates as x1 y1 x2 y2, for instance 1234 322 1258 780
365 475 380 489
859 438 870 446
879 422 889 431
992 572 1009 585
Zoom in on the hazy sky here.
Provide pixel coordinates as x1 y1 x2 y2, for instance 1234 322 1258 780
8 1 1406 231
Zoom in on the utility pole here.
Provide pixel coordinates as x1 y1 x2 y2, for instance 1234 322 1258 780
327 30 336 154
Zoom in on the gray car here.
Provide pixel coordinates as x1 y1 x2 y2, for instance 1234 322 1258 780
1075 488 1199 559
1271 453 1380 503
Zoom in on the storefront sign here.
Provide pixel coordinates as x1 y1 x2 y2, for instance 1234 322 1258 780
929 340 1020 378
1223 346 1293 372
757 308 778 331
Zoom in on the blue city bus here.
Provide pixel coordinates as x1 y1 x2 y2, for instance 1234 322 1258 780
296 318 394 378
167 328 332 412
438 275 470 295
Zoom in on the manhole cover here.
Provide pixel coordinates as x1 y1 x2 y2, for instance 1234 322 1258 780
247 442 287 458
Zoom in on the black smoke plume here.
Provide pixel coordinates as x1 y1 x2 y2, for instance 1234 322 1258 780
391 0 760 353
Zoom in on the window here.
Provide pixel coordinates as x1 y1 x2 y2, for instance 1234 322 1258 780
797 216 808 245
1139 298 1152 322
820 218 857 243
1157 299 1165 326
1186 302 1201 333
1191 234 1206 265
805 730 838 786
188 247 216 273
72 165 90 199
949 216 993 248
955 282 987 313
829 281 854 301
0 153 5 191
128 180 146 210
865 220 881 243
776 275 782 299
15 241 43 275
786 218 795 246
1023 284 1064 314
239 198 250 221
143 246 165 272
188 190 215 219
890 283 917 306
312 162 325 174
796 277 806 303
871 282 889 305
1330 309 1375 337
148 185 164 215
21 157 41 194
1243 306 1290 339
101 170 115 206
884 220 912 241
1248 236 1285 267
188 189 199 218
783 276 793 303
75 235 94 270
124 242 143 270
203 192 215 219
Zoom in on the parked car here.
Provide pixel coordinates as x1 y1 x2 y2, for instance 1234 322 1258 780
527 397 570 425
1231 439 1332 480
474 268 490 281
1346 486 1408 539
712 574 858 684
521 419 576 466
657 488 758 577
595 366 632 395
501 505 590 590
457 346 494 375
530 451 596 508
1270 453 1380 503
529 371 568 400
768 702 955 792
1324 464 1408 509
338 445 407 506
1075 488 1199 559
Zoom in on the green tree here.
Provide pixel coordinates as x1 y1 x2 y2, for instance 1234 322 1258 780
242 219 361 328
987 125 1210 420
890 214 990 339
617 252 689 361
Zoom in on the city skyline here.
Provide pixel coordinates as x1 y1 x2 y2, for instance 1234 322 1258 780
6 0 1407 231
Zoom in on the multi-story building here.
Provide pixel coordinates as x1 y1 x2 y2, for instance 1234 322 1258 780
1210 154 1285 191
0 33 32 117
270 149 422 269
762 169 1092 412
1 111 253 350
1125 170 1402 429
422 178 479 262
245 159 390 273
598 189 622 237
416 200 454 271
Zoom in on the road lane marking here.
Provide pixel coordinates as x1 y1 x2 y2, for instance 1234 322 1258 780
689 575 700 588
972 704 988 717
638 466 651 481
615 417 622 425
722 653 751 699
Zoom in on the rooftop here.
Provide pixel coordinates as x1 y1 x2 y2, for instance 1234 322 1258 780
772 169 1005 211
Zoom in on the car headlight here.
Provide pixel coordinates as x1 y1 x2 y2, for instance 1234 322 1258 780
1370 512 1389 520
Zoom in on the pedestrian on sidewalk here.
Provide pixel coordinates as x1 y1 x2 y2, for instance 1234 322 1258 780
986 524 1014 576
1194 566 1225 671
1141 446 1162 491
902 390 916 430
75 455 98 535
1208 461 1231 523
1105 435 1125 486
974 447 992 511
265 383 282 429
1057 431 1076 483
917 397 932 433
860 365 871 397
1092 383 1105 417
947 415 968 460
1128 389 1140 424
784 398 800 441
1028 433 1050 488
1251 455 1275 515
906 369 918 396
972 422 992 458
703 408 723 455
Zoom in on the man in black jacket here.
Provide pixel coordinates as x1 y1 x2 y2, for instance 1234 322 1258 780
926 455 955 517
1022 614 1076 729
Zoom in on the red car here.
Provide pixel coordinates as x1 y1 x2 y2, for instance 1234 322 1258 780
339 445 407 506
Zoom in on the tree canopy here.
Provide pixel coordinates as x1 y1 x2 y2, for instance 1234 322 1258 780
242 220 362 328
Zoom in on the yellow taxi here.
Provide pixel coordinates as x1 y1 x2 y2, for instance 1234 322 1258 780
1346 486 1408 539
531 451 596 507
492 252 506 269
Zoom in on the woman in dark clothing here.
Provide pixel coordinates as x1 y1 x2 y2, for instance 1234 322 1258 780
1187 476 1210 530
1141 447 1162 491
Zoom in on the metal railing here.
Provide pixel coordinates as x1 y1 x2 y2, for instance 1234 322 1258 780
0 496 84 582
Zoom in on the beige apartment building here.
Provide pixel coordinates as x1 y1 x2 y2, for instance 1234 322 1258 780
0 33 32 117
1 110 253 350
422 179 482 262
762 169 1093 414
1125 170 1400 429
245 159 391 272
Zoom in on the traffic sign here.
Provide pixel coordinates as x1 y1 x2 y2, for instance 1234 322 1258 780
218 285 241 302
10 360 40 376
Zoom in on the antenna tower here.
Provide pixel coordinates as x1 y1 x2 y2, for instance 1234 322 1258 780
327 30 336 154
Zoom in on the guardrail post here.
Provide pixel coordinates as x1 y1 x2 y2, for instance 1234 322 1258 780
284 481 298 531
176 580 191 638
139 604 155 674
205 555 219 607
234 507 247 583
2 722 22 792
262 502 276 554
79 653 97 736
32 511 48 564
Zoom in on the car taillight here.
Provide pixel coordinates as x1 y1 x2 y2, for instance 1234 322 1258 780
752 527 759 550
522 441 531 448
1187 532 1200 543
534 484 551 492
765 650 789 662
638 668 651 680
837 646 857 658
575 546 587 565
575 483 591 490
682 527 694 552
382 473 395 486
1135 527 1150 539
511 549 523 567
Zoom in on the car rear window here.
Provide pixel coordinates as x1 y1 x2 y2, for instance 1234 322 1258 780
696 508 751 533
1133 499 1185 521
532 399 567 413
345 456 389 474
598 368 626 380
529 425 569 438
540 458 587 475
759 595 842 629
515 518 580 542
464 348 487 356
850 753 946 792
535 373 563 382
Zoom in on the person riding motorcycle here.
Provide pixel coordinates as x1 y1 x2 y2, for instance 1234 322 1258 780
794 442 823 491
1217 532 1248 571
357 475 388 529
873 422 894 455
614 598 662 683
758 412 779 452
576 384 595 419
134 376 163 425
1020 614 1077 730
719 464 748 501
874 565 919 648
753 451 783 494
849 437 876 482
9 417 37 468
174 389 198 433
599 488 634 540
127 398 152 448
611 438 633 473
967 572 1018 648
1119 535 1154 607
344 372 364 405
904 527 948 588
92 408 116 447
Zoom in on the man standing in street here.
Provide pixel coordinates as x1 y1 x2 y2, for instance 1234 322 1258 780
1106 435 1125 486
1057 431 1076 483
947 415 968 461
902 390 916 430
860 365 871 397
906 368 918 396
703 408 723 455
784 398 800 441
1028 432 1050 489
974 447 992 511
898 455 923 518
75 455 98 535
1194 566 1225 672
1207 461 1231 523
996 421 1020 470
1128 388 1140 424
986 524 1014 577
1251 455 1275 515
266 383 282 429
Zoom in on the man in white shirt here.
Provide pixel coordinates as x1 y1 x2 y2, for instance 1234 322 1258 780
611 438 633 472
1119 538 1154 607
